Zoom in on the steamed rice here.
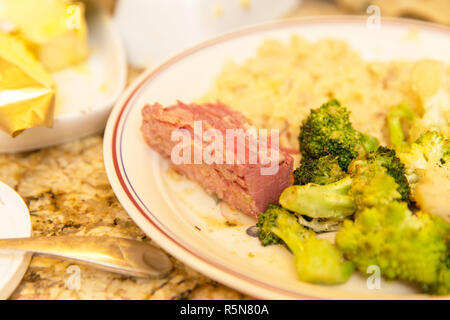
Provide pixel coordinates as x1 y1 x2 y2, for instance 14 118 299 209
200 35 450 150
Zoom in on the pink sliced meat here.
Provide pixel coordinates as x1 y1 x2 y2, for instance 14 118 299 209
141 101 293 217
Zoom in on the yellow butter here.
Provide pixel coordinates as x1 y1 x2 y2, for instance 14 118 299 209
0 0 89 71
0 32 55 137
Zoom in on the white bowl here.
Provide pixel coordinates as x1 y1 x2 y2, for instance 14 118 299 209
113 0 300 67
0 8 127 153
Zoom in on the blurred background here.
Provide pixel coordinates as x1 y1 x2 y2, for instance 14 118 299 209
103 0 449 69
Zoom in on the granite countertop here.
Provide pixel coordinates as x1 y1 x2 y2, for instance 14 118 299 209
0 136 250 300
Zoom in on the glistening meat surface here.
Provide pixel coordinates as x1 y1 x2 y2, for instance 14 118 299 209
141 101 293 217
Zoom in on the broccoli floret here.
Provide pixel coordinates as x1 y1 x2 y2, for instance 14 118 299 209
336 202 450 294
387 61 450 146
257 204 354 284
280 176 355 219
392 130 450 220
299 99 379 171
348 162 402 210
354 146 411 202
280 148 409 218
257 204 290 246
396 130 449 190
415 131 449 165
387 102 449 162
293 155 347 185
387 100 450 203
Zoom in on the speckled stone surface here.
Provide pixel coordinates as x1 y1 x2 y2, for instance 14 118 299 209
0 136 250 300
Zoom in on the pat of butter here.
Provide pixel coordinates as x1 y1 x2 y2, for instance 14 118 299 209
0 32 55 137
0 0 89 71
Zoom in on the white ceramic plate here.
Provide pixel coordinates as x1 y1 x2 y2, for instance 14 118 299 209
0 181 31 299
104 17 450 300
0 8 127 153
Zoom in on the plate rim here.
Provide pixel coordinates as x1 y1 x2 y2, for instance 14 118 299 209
0 181 32 300
104 16 450 300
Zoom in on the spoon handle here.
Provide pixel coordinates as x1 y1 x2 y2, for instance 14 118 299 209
0 236 172 278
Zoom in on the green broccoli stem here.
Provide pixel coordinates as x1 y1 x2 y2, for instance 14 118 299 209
266 207 354 284
279 176 356 219
294 237 355 285
387 102 416 150
270 210 311 253
360 133 380 153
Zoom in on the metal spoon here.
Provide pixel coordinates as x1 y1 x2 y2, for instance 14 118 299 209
0 236 172 278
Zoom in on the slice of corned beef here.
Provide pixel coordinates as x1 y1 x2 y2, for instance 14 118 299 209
141 101 293 217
